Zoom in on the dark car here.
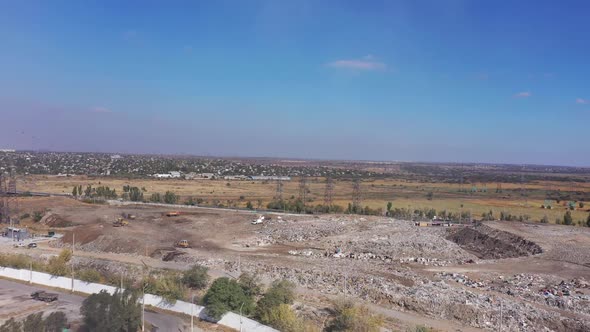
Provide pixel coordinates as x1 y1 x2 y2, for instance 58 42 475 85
28 242 38 248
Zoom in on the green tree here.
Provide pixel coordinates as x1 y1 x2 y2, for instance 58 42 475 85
150 193 162 203
128 187 143 202
238 272 262 297
72 186 78 197
22 313 44 332
163 191 178 204
564 211 573 225
246 201 254 210
0 318 22 332
203 277 254 321
44 312 68 332
586 212 590 227
182 265 209 290
257 280 296 323
386 202 393 214
80 289 141 332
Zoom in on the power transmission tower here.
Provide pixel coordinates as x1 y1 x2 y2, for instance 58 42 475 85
352 178 362 212
496 183 502 193
274 179 283 202
0 169 19 225
324 177 334 209
298 176 308 204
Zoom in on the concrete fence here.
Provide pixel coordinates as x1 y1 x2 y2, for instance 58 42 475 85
0 266 277 332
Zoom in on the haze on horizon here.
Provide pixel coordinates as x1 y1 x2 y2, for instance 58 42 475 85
1 1 589 167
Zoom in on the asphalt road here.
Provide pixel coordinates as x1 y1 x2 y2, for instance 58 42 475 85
0 278 196 332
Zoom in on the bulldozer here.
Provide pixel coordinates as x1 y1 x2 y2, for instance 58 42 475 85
175 240 189 248
113 217 129 227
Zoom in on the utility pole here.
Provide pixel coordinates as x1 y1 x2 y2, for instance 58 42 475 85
71 232 75 292
239 302 244 332
499 299 503 332
191 294 196 332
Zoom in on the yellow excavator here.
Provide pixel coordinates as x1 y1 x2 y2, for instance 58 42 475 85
176 240 189 248
113 217 129 227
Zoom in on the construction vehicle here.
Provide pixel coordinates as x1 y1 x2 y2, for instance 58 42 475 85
113 218 129 227
31 290 58 302
251 215 264 225
166 211 181 217
176 240 189 248
121 213 136 220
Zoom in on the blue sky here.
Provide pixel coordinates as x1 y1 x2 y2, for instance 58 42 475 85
0 0 589 166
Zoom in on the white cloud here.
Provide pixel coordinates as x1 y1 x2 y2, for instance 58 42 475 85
327 56 387 71
514 91 532 98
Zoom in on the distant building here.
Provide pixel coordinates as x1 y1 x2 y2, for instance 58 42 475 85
3 227 29 241
153 171 181 179
0 149 16 153
250 176 291 181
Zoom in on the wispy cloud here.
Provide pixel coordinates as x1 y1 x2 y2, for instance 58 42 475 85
327 55 386 71
576 98 588 104
514 91 532 98
90 107 113 114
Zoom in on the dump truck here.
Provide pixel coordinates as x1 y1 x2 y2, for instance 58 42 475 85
166 211 181 217
31 290 58 302
176 240 189 248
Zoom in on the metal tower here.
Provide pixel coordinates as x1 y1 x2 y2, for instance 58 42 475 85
324 177 334 208
352 178 362 211
274 179 283 202
298 176 308 204
0 170 18 225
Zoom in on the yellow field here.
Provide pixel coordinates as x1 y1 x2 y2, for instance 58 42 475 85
18 175 590 223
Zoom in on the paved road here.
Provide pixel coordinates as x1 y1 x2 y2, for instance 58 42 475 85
0 278 197 332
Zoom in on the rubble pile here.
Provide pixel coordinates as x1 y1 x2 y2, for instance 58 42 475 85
237 260 590 332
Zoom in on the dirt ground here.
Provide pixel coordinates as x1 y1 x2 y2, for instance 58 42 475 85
4 197 590 331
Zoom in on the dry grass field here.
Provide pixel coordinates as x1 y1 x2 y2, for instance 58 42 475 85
17 174 590 224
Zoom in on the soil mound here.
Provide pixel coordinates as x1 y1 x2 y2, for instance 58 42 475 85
447 224 542 259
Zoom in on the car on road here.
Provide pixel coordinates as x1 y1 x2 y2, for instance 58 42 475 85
28 242 37 248
13 242 25 248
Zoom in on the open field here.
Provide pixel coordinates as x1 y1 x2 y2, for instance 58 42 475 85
2 196 590 331
17 174 590 223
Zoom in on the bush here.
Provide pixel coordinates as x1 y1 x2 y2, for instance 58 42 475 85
20 213 31 220
163 191 178 204
78 268 102 283
257 280 296 323
182 265 209 290
145 271 185 304
33 211 44 222
408 326 432 332
203 277 254 321
265 304 303 332
326 299 383 332
564 211 573 225
46 249 72 276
